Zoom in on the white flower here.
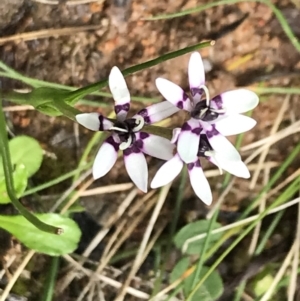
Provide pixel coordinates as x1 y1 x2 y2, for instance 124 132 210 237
76 66 178 192
151 128 213 205
151 127 250 205
155 52 259 163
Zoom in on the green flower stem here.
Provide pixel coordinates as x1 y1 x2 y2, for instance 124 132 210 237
64 40 214 104
41 256 60 301
191 208 219 290
52 101 81 121
0 101 62 235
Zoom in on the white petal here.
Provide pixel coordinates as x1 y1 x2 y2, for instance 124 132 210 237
214 114 257 136
137 133 175 160
188 160 212 205
209 157 250 178
135 101 179 124
124 151 148 192
155 78 192 111
210 89 259 114
151 154 183 188
109 66 130 120
93 138 118 179
188 52 205 89
203 124 241 161
177 119 202 163
171 128 181 144
76 113 113 131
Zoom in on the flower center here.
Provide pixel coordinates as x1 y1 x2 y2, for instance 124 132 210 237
197 134 213 157
197 134 223 175
190 85 220 122
191 100 219 121
109 116 145 150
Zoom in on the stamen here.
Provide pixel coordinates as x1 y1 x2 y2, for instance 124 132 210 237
119 135 133 150
210 108 226 114
133 115 145 132
199 107 208 118
199 85 210 107
109 126 128 133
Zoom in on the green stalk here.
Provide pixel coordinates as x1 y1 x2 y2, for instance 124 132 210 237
64 40 213 103
41 257 60 301
0 101 62 234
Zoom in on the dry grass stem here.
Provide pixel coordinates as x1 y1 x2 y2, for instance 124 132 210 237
114 184 171 301
75 194 158 301
64 255 150 299
0 250 35 301
182 197 300 253
241 120 300 153
250 95 289 189
3 105 34 111
206 178 235 219
60 176 94 214
79 183 133 196
260 242 296 301
50 169 92 212
82 189 138 257
266 168 300 199
31 0 104 5
0 255 16 280
0 25 102 45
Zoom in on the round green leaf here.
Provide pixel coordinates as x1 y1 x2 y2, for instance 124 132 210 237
174 220 222 254
0 164 28 204
9 136 43 177
170 258 224 301
0 213 81 255
183 266 224 301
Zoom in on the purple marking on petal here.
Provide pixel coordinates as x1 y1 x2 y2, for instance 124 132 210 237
212 94 223 110
99 115 104 131
123 144 140 156
135 139 144 149
181 122 192 131
106 136 119 151
139 132 149 140
137 108 147 117
183 92 189 101
192 127 202 135
115 103 130 115
177 101 184 109
205 125 219 139
190 88 203 97
187 162 195 170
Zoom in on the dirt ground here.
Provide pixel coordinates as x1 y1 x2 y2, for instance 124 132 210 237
0 0 300 300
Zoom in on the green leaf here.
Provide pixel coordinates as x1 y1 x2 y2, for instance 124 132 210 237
174 220 222 255
0 213 81 255
184 266 223 301
8 136 43 177
171 258 224 301
0 164 28 204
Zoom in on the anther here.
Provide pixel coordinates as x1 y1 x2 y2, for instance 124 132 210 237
199 85 210 107
133 115 145 132
119 135 133 150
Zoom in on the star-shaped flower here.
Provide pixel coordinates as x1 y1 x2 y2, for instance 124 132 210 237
155 52 259 163
151 127 250 205
76 66 179 192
